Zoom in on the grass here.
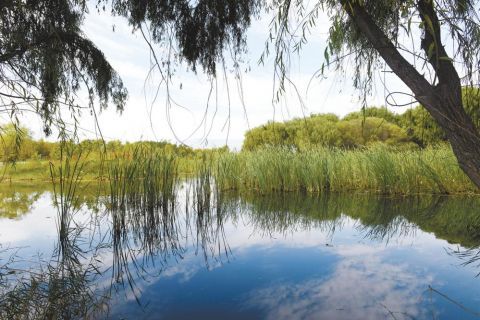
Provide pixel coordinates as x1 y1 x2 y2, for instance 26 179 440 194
214 145 478 195
107 146 179 212
1 144 478 195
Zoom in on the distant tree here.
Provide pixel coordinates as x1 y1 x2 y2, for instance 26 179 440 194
399 106 445 147
106 140 122 152
337 117 410 148
462 87 480 130
343 107 401 126
242 114 410 150
243 122 294 151
34 140 55 159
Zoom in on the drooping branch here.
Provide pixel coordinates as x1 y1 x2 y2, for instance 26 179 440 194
0 0 127 136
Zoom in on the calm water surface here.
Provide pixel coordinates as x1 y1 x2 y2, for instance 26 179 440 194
0 184 480 319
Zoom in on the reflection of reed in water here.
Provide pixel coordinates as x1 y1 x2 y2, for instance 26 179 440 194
106 146 183 300
109 182 183 303
50 143 89 266
191 156 232 269
0 144 110 319
106 156 232 300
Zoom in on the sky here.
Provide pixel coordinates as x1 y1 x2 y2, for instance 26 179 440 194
22 4 413 150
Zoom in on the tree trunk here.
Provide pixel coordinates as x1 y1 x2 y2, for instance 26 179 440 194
342 0 480 189
421 86 480 188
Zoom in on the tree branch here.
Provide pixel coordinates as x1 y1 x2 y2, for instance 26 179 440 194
416 0 461 88
340 0 435 100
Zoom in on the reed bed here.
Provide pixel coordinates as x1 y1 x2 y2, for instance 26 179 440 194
107 146 179 212
214 145 477 195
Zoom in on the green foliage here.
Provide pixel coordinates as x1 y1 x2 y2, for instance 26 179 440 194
398 106 445 147
243 112 411 150
462 87 480 129
398 87 480 147
105 0 262 74
292 114 342 150
244 88 480 151
337 117 410 148
343 106 401 125
242 122 294 151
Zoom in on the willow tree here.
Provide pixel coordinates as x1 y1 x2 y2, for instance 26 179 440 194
2 0 480 188
265 0 480 188
0 0 127 136
105 0 480 188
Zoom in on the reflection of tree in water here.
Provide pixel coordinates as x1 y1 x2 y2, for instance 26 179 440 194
234 192 346 239
1 183 480 318
0 184 47 219
236 192 480 319
237 192 480 248
0 183 108 220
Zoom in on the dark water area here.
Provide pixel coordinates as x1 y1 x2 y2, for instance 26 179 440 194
1 183 480 319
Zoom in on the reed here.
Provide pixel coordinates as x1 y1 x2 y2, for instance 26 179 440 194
48 142 93 262
107 145 179 212
213 145 477 195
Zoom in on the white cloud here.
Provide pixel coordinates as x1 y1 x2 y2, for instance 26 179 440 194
243 246 434 320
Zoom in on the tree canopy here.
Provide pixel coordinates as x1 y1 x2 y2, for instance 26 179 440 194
242 108 420 151
243 114 411 151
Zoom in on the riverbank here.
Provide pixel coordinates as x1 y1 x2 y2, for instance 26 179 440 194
1 145 478 195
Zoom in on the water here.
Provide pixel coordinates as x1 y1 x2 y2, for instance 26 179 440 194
1 183 480 319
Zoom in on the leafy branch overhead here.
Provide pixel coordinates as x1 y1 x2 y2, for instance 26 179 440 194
1 0 128 135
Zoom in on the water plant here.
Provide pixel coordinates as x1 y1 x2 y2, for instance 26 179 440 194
213 145 477 195
107 145 179 212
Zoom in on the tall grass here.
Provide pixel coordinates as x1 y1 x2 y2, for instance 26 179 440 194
107 146 179 211
5 142 477 195
214 145 477 195
49 143 92 262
